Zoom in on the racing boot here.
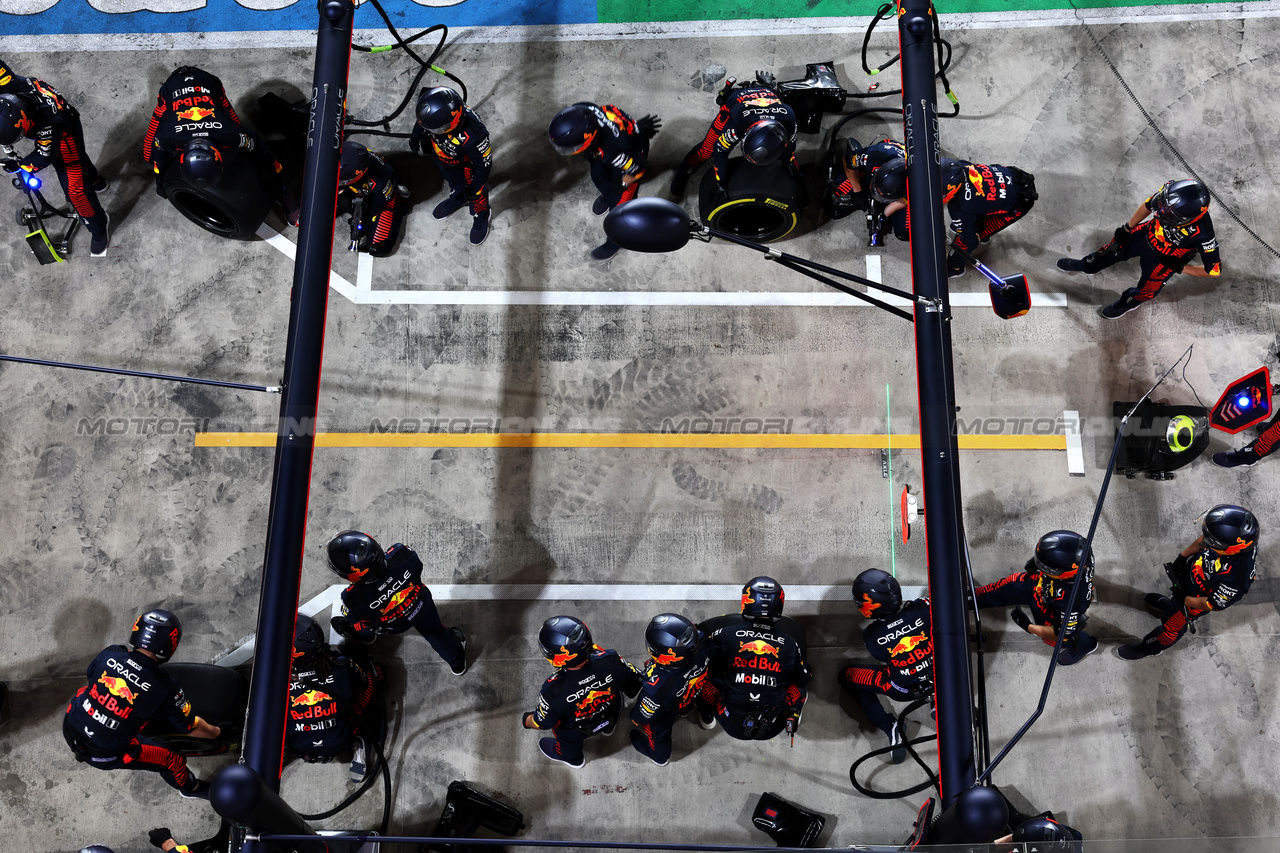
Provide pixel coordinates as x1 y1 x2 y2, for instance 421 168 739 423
538 737 584 768
887 720 906 764
1056 258 1093 274
1116 640 1164 661
449 626 468 675
1099 294 1142 320
590 239 620 261
1212 448 1259 469
1144 593 1172 617
434 192 467 220
1056 632 1099 666
591 195 613 216
89 212 110 257
669 164 692 198
469 211 490 246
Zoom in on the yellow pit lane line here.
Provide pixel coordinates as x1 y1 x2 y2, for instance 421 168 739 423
194 432 1067 450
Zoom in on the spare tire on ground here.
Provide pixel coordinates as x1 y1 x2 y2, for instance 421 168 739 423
163 150 275 240
698 158 803 243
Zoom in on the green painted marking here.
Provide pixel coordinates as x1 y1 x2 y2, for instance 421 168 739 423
598 0 1246 24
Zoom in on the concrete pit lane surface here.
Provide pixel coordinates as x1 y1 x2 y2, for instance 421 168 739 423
1 10 1279 852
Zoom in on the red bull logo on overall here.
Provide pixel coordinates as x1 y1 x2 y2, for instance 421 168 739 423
177 106 215 122
889 634 927 657
290 689 336 720
734 640 782 672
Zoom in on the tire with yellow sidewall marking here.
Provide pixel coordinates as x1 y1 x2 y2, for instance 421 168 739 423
698 158 802 243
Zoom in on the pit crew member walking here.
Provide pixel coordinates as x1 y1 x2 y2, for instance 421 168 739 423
1056 179 1219 319
1119 504 1259 660
547 101 660 260
629 613 712 766
327 529 467 674
523 616 641 768
975 530 1099 665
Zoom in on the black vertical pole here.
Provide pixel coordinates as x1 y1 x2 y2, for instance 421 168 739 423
239 0 353 818
898 0 977 809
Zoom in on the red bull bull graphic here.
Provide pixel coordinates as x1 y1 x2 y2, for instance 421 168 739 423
549 645 579 668
574 688 613 717
734 639 783 672
380 587 413 615
177 106 215 121
738 640 780 657
89 674 138 720
290 688 337 720
652 649 684 666
889 633 928 656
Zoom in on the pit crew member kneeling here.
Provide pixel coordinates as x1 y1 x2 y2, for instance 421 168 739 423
286 613 381 783
838 569 933 764
698 576 810 742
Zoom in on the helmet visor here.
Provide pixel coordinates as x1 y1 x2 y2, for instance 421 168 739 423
550 134 593 156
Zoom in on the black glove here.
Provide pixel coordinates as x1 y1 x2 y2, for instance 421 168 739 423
1111 224 1131 250
1 158 19 173
1164 555 1189 596
709 181 729 207
408 135 422 155
637 114 661 139
331 616 359 639
148 828 173 850
1010 608 1032 632
755 70 778 90
824 182 855 220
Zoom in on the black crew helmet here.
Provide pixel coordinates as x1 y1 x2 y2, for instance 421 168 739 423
940 157 967 203
1200 504 1259 553
416 86 465 135
539 615 593 668
645 613 701 666
741 575 785 621
129 609 182 662
1033 530 1092 579
326 530 387 582
293 613 325 661
1149 179 1210 227
547 104 599 155
852 568 903 618
871 157 907 202
338 140 371 187
0 92 33 145
742 118 787 166
840 137 864 170
179 138 222 185
1012 817 1070 851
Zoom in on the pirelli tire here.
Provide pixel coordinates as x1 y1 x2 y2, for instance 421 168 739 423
698 158 802 243
148 663 248 757
163 150 275 240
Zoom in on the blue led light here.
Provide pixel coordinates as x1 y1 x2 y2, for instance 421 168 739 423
1237 394 1252 409
22 173 39 190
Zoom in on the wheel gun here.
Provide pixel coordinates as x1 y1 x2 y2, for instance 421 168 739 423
348 197 364 253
